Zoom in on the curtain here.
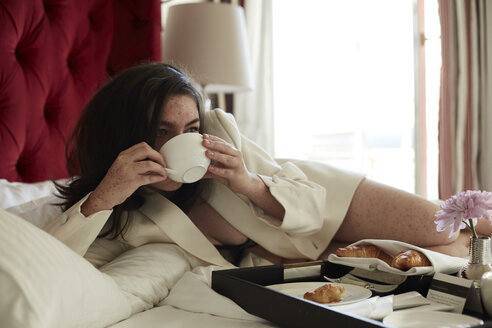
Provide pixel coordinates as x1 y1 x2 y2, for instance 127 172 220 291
233 0 274 154
438 0 492 198
478 1 492 193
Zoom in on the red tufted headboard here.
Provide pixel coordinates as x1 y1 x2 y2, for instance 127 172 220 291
0 0 161 182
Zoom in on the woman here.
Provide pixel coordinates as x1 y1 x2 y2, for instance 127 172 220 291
45 62 471 269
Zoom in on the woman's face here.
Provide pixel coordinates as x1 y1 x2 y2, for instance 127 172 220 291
151 94 201 191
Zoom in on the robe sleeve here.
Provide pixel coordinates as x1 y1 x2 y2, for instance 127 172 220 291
203 108 326 236
42 193 113 256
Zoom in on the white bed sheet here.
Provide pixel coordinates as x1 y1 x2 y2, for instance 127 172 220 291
0 178 67 209
110 305 278 328
106 262 277 327
109 265 279 328
101 249 278 328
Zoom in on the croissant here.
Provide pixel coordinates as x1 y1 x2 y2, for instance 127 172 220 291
303 284 344 304
390 250 431 270
335 245 393 266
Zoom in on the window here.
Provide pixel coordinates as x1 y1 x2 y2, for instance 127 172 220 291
272 0 440 198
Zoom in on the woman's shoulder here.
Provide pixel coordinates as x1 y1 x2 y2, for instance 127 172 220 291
204 107 236 124
203 108 240 144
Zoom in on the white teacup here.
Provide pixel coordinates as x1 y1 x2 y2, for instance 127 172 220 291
159 133 211 183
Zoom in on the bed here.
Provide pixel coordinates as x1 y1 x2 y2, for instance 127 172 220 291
0 0 280 327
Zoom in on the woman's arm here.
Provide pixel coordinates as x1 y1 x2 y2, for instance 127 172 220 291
43 194 113 256
237 174 286 224
202 134 285 223
81 142 167 216
202 109 326 235
45 142 168 255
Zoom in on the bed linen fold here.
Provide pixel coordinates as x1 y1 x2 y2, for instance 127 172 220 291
100 243 205 315
160 265 268 322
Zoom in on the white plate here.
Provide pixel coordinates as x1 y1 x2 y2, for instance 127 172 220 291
382 310 484 328
266 282 372 306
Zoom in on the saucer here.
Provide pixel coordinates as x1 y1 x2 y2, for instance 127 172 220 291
382 310 483 328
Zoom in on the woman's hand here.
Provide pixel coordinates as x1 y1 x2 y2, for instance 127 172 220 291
202 134 285 222
202 134 257 195
81 142 167 216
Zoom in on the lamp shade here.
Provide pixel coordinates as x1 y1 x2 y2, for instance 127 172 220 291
162 2 253 93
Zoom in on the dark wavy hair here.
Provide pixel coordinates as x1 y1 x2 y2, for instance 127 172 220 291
56 62 205 239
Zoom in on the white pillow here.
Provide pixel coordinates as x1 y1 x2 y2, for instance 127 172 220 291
0 208 133 328
5 194 64 228
99 243 201 315
0 178 68 209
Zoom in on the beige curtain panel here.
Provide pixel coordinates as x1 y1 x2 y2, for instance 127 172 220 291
438 0 492 198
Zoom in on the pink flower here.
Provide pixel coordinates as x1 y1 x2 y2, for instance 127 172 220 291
434 190 492 237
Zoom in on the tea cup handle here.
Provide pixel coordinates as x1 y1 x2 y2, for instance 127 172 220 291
165 168 178 175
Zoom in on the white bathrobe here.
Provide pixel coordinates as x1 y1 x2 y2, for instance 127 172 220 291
44 108 364 268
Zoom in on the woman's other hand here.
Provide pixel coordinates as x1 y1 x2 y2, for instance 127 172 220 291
202 134 257 195
81 142 167 216
202 134 285 222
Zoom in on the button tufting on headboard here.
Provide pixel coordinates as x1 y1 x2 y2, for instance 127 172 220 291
0 0 161 182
